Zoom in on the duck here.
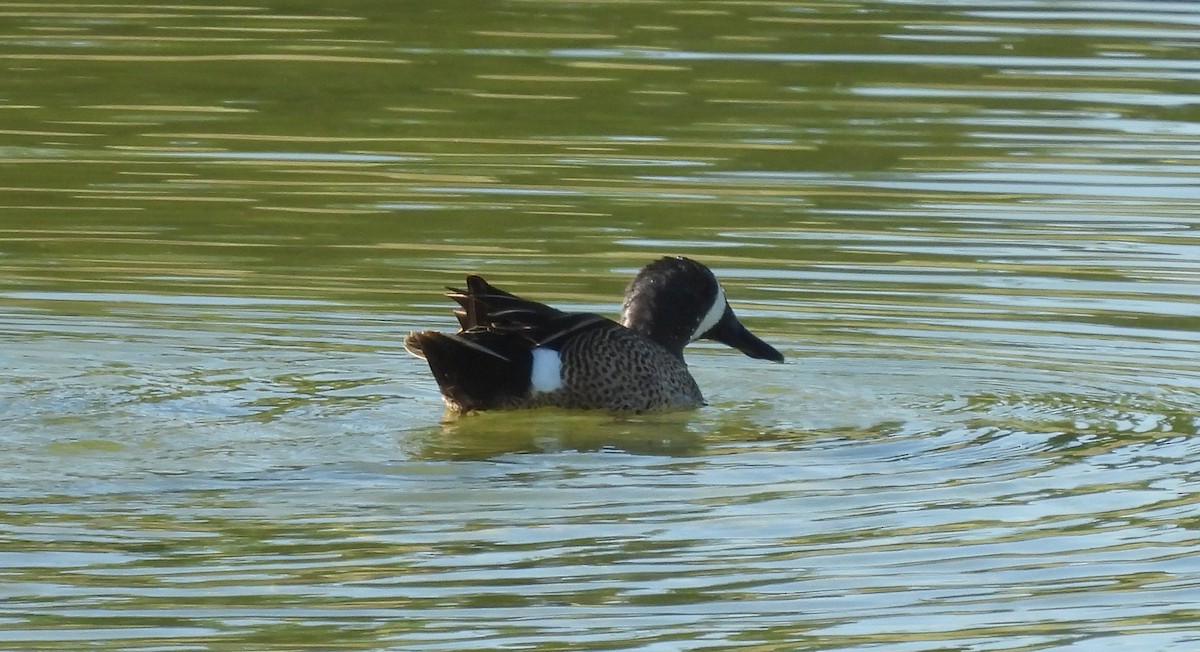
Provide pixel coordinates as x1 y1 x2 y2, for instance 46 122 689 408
404 256 784 413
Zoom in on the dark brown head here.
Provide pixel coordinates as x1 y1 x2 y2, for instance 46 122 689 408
619 256 784 362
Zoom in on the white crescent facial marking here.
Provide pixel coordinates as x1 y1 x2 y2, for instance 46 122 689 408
691 285 727 341
530 347 564 393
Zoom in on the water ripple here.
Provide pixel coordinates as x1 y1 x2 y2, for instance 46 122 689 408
3 0 1200 649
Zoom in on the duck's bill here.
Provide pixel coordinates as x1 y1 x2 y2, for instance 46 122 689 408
707 307 785 363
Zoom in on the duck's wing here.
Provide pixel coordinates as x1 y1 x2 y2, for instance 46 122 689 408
447 275 559 330
447 275 612 346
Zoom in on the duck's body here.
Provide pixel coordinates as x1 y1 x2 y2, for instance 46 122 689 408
405 256 783 413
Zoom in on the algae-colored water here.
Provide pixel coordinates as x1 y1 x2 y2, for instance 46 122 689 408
3 1 1199 649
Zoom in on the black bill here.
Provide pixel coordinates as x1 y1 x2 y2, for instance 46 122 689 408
704 306 784 363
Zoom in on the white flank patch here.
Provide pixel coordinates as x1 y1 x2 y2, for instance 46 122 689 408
530 347 564 393
690 285 727 341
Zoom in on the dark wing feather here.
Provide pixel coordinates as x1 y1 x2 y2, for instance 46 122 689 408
448 274 562 331
446 275 614 347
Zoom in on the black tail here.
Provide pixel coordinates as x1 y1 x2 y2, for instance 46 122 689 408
405 330 532 411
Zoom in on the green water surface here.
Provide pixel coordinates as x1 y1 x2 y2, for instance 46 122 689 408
2 1 1199 650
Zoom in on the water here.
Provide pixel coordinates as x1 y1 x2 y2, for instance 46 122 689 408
3 1 1200 649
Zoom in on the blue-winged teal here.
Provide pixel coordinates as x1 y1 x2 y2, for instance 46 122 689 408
404 256 784 413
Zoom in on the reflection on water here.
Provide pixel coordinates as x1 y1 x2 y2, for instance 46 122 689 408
3 0 1200 649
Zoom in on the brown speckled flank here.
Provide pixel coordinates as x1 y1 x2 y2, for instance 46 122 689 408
406 257 783 414
536 326 703 412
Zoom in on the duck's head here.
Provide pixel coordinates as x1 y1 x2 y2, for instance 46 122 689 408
619 256 784 362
